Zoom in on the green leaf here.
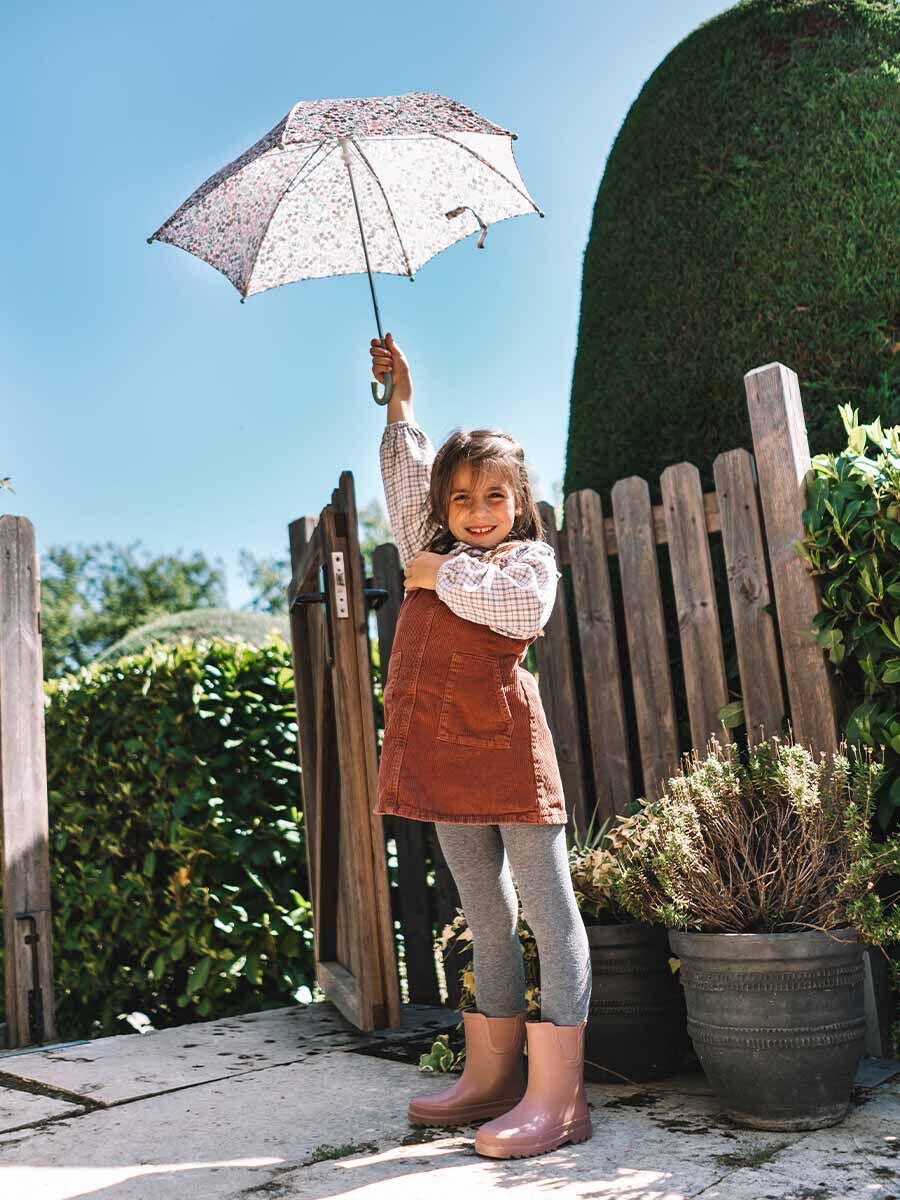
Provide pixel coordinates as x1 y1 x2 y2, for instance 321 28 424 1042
718 700 745 729
186 956 213 995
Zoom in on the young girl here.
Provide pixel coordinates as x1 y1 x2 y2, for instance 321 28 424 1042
370 332 593 1160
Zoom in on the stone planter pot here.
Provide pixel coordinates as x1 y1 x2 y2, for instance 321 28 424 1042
669 927 866 1130
584 921 688 1083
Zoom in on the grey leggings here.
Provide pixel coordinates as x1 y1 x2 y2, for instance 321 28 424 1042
434 821 591 1026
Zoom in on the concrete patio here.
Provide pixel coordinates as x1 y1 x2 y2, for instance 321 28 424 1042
0 1001 898 1200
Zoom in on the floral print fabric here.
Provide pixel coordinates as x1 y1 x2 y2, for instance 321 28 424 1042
149 91 542 299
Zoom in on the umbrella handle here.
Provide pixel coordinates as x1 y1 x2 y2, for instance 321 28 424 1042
371 370 394 405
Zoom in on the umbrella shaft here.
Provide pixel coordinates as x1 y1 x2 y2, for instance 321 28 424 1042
341 139 385 344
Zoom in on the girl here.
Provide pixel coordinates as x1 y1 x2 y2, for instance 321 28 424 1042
370 332 593 1160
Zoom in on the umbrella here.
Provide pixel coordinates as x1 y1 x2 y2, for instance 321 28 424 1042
147 91 544 404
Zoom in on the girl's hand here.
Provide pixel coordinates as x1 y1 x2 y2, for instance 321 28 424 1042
370 332 412 405
403 551 448 591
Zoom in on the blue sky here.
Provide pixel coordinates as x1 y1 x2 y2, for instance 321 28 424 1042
3 0 731 609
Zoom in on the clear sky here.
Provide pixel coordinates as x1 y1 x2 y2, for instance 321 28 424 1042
4 0 731 609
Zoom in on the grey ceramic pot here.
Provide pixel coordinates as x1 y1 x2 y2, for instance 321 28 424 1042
669 926 866 1130
584 922 688 1083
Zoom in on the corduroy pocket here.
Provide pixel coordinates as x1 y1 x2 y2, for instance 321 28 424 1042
436 651 514 750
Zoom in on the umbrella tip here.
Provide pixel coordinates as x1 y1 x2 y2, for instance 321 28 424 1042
146 236 154 244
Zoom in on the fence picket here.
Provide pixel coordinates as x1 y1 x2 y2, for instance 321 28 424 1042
744 363 839 752
565 488 633 821
713 448 785 745
534 500 589 836
661 462 729 752
611 477 680 800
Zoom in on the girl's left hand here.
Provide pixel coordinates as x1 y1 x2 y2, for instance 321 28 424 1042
403 551 448 591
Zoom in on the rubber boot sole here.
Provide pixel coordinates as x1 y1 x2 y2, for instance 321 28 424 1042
407 1093 526 1127
474 1113 593 1157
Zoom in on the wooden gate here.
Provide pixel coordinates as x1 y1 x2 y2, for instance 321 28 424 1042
287 471 400 1030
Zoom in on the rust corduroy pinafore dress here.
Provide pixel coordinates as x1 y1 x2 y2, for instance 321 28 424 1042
373 584 566 825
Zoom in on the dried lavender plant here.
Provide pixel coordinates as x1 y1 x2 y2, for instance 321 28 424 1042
611 735 900 938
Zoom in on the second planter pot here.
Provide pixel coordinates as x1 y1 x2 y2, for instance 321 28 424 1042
669 926 866 1130
584 921 688 1083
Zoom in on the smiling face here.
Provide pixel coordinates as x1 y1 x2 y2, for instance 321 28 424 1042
446 461 520 550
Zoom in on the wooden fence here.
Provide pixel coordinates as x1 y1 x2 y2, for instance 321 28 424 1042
369 361 849 1012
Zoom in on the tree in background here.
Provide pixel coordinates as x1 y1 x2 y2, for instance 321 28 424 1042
40 542 227 677
566 0 900 505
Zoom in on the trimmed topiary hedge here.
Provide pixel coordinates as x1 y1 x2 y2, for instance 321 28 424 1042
566 0 900 506
2 635 313 1040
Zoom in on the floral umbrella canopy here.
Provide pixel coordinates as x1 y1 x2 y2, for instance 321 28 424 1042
148 91 543 403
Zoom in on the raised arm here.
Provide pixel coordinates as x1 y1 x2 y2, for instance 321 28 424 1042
372 333 442 567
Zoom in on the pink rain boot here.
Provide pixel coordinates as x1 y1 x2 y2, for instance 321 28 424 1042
474 1018 593 1158
407 1008 528 1126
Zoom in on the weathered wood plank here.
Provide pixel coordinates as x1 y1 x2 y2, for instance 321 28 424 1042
744 363 839 752
287 515 321 955
556 491 721 565
661 462 729 753
713 449 785 745
0 515 57 1047
611 478 680 801
533 501 589 838
337 472 400 1029
564 488 633 823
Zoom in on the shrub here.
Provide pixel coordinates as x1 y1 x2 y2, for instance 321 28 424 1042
611 736 900 938
566 0 900 505
800 404 900 833
94 607 291 663
1 635 314 1040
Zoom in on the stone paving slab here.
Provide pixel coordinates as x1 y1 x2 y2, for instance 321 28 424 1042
0 1002 460 1107
0 1084 84 1136
0 1002 897 1200
0 1053 807 1200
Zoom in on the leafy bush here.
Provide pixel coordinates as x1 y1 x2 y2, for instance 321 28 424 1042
94 607 291 663
611 736 900 938
568 809 634 925
800 404 900 832
1 635 314 1040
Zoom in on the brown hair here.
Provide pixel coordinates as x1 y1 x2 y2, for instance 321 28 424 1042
419 427 546 562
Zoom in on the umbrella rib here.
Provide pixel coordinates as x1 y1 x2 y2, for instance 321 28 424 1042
348 138 415 279
243 141 337 297
427 132 542 214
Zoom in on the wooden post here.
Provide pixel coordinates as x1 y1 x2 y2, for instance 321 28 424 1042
744 363 840 752
0 516 56 1048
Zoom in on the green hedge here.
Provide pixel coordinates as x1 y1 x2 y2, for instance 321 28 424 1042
2 635 314 1040
94 607 291 663
566 0 900 506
